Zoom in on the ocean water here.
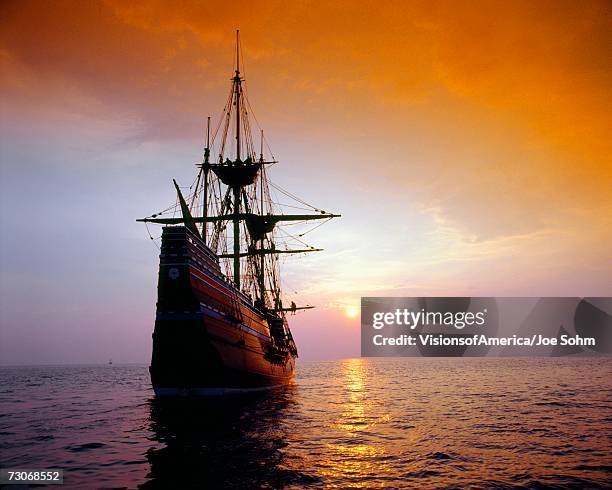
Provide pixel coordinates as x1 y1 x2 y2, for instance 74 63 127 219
0 358 611 489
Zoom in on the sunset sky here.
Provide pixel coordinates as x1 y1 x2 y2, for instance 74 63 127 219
1 0 611 364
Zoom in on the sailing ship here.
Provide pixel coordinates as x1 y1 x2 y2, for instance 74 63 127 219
138 32 339 395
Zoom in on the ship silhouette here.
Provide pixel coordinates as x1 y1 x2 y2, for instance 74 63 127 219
138 32 339 395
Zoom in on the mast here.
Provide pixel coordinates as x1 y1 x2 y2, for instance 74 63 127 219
235 30 241 161
202 116 211 243
258 130 265 305
233 29 242 288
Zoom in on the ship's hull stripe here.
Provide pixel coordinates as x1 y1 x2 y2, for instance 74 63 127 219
153 384 289 397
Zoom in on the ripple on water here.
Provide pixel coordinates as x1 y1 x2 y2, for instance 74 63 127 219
66 442 107 452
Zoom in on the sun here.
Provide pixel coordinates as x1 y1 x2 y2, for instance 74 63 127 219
345 305 360 319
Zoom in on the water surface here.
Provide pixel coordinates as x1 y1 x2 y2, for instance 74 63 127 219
1 358 611 488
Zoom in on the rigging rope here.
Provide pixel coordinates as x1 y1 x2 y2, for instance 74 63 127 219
268 181 322 212
242 82 276 160
144 222 161 251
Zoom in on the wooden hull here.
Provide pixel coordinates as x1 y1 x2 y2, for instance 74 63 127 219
150 227 296 396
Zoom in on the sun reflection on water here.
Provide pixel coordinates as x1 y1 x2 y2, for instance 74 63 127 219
335 358 368 433
315 359 395 485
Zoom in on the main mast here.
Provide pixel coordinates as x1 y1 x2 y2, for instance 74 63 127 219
233 30 242 288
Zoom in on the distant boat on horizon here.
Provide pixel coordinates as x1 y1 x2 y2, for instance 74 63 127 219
138 31 339 396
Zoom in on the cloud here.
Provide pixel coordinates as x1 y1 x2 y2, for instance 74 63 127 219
1 0 610 285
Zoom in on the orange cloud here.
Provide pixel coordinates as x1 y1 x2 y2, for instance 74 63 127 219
1 0 610 296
